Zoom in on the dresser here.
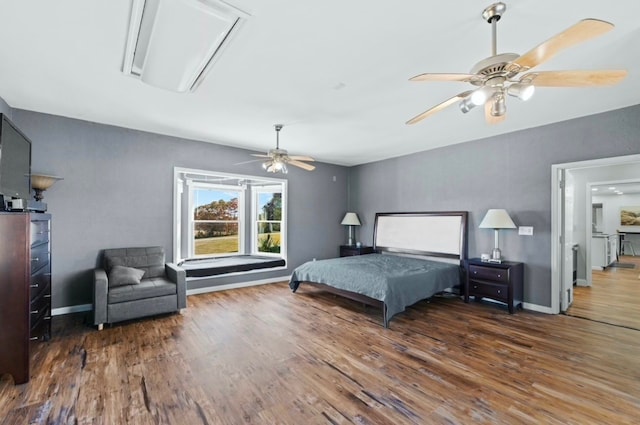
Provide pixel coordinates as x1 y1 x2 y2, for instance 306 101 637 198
0 212 51 384
465 258 523 314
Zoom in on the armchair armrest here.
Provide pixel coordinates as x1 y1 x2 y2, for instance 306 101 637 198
166 263 187 309
93 268 108 326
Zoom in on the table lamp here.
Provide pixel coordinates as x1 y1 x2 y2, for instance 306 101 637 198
341 212 361 246
479 209 516 262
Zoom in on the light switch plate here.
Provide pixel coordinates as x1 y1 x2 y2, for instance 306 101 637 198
519 226 534 236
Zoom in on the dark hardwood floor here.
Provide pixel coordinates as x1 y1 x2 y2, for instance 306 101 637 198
568 254 640 330
1 282 639 424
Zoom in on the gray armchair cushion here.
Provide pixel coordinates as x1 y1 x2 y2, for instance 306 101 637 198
107 277 177 304
108 265 145 288
104 246 166 278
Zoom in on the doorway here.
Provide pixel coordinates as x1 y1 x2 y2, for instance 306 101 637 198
551 154 640 326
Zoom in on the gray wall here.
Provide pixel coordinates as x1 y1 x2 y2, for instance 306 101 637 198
12 110 349 308
349 104 640 308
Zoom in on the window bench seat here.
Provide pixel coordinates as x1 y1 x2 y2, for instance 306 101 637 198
180 255 286 278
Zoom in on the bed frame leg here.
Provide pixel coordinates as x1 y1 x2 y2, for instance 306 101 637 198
383 304 389 328
291 281 300 293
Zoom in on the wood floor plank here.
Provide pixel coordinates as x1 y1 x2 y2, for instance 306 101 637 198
1 282 639 424
568 255 640 329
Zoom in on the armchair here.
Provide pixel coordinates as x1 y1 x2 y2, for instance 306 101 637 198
93 246 186 330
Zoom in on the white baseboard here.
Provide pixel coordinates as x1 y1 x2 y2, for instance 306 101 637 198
523 302 554 314
50 278 290 315
576 278 588 287
52 303 93 316
186 275 289 296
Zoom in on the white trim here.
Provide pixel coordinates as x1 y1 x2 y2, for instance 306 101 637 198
576 278 588 287
52 304 92 316
522 302 554 314
551 154 640 316
186 275 288 295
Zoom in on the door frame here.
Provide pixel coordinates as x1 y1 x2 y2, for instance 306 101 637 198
551 154 640 314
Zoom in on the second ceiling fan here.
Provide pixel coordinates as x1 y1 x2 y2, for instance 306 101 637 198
250 124 315 173
406 2 628 125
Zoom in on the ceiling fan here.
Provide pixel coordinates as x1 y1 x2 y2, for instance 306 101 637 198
406 2 628 125
249 124 315 173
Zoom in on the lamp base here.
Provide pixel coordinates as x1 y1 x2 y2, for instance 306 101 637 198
491 247 502 262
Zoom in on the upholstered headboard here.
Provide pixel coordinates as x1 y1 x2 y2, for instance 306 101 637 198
373 211 468 261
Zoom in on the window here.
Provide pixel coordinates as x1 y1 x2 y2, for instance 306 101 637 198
173 168 287 266
191 184 243 257
252 186 283 255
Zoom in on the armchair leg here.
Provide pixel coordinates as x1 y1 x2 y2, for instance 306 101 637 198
97 324 104 331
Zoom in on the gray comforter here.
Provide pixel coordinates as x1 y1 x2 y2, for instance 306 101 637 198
289 253 460 326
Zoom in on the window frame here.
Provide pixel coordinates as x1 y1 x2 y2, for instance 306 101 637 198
251 184 286 257
188 181 245 259
173 167 288 267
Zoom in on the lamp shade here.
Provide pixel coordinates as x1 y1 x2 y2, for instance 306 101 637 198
31 174 63 191
341 212 361 226
479 209 516 229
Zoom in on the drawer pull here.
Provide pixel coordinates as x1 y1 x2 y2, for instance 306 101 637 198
497 290 501 294
497 274 501 278
32 257 39 262
44 316 51 321
31 310 39 314
44 295 52 299
473 285 478 289
30 336 39 341
30 284 39 288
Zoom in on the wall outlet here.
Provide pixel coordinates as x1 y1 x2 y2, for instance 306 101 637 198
519 226 534 236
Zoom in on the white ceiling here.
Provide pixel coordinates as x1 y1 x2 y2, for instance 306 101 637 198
592 183 640 196
0 0 639 166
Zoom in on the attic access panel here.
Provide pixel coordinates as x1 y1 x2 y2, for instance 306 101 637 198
123 0 249 92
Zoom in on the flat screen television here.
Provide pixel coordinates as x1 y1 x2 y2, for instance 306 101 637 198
0 113 32 203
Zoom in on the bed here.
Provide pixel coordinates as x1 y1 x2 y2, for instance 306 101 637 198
289 211 468 327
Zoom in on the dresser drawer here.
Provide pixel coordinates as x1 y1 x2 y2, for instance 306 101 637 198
30 314 51 342
469 280 508 303
30 289 51 316
468 265 508 283
30 220 50 246
30 269 51 300
30 244 50 274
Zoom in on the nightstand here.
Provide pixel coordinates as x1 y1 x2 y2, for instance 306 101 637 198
465 258 523 314
339 245 375 257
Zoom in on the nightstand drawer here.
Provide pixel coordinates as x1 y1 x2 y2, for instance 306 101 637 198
340 245 375 257
469 280 508 302
469 265 508 283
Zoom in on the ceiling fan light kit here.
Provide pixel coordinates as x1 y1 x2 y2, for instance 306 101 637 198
407 2 627 125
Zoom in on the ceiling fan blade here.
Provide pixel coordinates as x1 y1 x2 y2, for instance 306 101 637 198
521 69 627 87
406 90 473 125
288 155 315 162
512 19 614 70
234 159 264 165
409 73 477 82
251 153 271 158
288 160 316 171
484 101 506 125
